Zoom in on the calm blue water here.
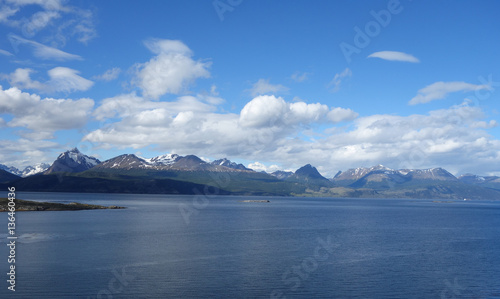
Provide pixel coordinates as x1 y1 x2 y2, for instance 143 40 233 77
1 192 500 298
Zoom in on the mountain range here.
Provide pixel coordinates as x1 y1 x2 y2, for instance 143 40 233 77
1 148 499 200
0 162 50 178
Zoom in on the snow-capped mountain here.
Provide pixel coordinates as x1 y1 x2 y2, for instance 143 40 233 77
333 165 457 187
5 147 500 199
333 165 396 185
458 173 500 190
146 154 181 165
0 164 22 176
93 154 149 170
44 148 101 174
270 170 294 180
210 158 250 171
0 163 50 177
93 154 254 173
458 173 486 184
21 163 50 177
402 168 457 181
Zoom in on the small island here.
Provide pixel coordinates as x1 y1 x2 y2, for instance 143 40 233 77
0 198 125 212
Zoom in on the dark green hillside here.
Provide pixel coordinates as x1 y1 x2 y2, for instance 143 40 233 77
6 168 305 196
82 168 305 196
7 173 227 195
0 169 20 183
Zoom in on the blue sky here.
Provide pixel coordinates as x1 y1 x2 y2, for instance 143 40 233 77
1 0 500 177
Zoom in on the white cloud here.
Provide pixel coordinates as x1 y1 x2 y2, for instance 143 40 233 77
291 71 309 82
239 95 288 128
4 68 45 90
144 38 191 55
0 49 13 56
8 34 82 61
5 0 64 11
308 101 499 175
367 51 420 63
92 92 216 121
85 95 500 177
247 79 289 97
134 39 211 99
84 94 358 167
23 10 60 36
46 67 93 92
409 81 491 105
327 107 358 123
3 0 96 46
247 162 283 173
4 67 93 93
0 5 19 23
238 95 357 128
0 86 94 134
0 138 60 169
69 7 96 44
93 67 121 81
328 68 352 92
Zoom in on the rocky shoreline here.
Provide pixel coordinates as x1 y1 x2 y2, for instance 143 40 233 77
0 198 125 212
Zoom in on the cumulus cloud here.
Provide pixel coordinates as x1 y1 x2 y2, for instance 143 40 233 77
238 95 357 128
248 161 283 173
247 79 289 96
84 93 359 167
4 67 94 93
328 68 352 92
0 86 94 134
367 51 420 63
0 138 60 169
134 39 211 99
92 92 216 121
85 94 500 177
409 81 491 105
4 68 45 90
307 101 499 175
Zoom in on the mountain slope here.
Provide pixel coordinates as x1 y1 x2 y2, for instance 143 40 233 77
211 158 251 171
7 148 500 199
92 154 149 170
270 170 294 180
1 163 50 177
458 174 500 191
333 165 397 186
21 163 50 177
286 164 333 189
0 169 20 183
45 148 100 174
92 154 253 173
8 173 229 195
0 164 22 176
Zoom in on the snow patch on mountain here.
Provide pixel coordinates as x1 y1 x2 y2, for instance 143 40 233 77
147 154 180 165
21 163 50 177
